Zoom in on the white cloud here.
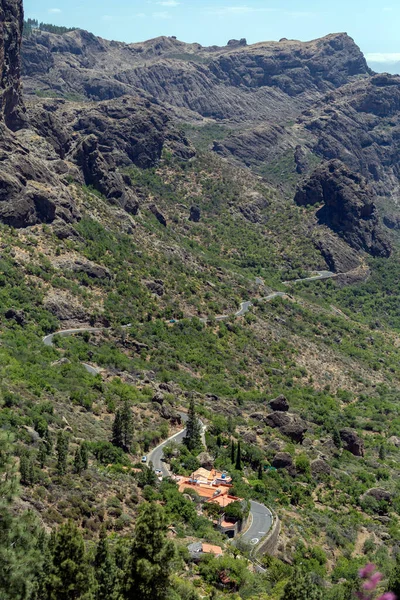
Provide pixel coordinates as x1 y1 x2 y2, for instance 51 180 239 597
365 52 400 64
48 7 62 13
152 10 172 19
208 5 277 16
157 0 180 6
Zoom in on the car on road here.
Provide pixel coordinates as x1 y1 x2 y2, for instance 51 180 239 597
141 456 147 463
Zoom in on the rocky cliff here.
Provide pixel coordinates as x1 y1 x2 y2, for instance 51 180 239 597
0 0 25 129
21 31 370 123
0 1 193 228
295 160 391 259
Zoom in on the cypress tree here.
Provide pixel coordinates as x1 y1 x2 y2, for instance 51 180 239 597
124 503 175 600
56 431 69 476
73 446 84 475
81 442 89 470
230 439 236 464
94 527 118 600
183 398 202 452
257 463 263 480
235 440 242 471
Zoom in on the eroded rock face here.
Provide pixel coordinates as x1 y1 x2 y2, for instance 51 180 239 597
295 160 391 258
265 411 308 443
311 459 331 478
0 0 26 129
340 428 365 457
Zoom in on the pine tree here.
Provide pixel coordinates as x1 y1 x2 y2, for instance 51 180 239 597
284 569 323 600
45 520 95 600
38 439 48 469
112 401 133 452
230 439 236 463
388 552 400 599
94 527 118 600
120 400 133 451
56 431 69 476
124 503 175 600
183 398 202 452
20 453 35 485
235 440 242 471
0 432 44 600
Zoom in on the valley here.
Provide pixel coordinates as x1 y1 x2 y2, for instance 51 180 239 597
1 1 400 599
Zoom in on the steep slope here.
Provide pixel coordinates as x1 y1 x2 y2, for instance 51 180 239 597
22 30 370 123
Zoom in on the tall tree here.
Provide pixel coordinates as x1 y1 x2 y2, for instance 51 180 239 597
124 503 175 600
73 446 84 475
94 527 118 600
235 440 242 471
183 398 202 452
56 431 69 476
388 553 400 599
284 569 323 600
112 401 133 452
45 520 95 600
0 432 44 600
230 439 236 464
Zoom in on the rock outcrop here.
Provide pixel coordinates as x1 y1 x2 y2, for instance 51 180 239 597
272 452 293 469
340 428 365 457
269 394 289 412
0 0 26 129
295 160 391 258
265 411 308 443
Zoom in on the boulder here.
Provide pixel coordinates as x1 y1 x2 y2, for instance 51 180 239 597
272 452 293 469
265 411 291 428
340 428 365 457
242 430 257 444
5 307 26 325
152 392 165 405
311 459 331 477
197 452 214 469
280 422 308 444
269 394 289 412
363 488 392 503
145 280 165 296
189 205 201 222
149 204 167 227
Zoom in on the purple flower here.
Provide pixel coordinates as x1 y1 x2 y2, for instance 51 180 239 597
359 564 377 579
377 594 396 600
363 572 383 591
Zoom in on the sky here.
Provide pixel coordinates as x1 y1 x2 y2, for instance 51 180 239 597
24 0 400 71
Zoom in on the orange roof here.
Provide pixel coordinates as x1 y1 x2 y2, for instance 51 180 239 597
178 482 229 499
220 520 237 528
207 494 242 507
202 543 223 555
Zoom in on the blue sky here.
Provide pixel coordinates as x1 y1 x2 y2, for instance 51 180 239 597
24 0 400 69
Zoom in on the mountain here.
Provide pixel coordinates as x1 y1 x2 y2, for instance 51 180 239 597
3 2 400 599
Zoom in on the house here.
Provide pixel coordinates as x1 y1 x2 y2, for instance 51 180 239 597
188 542 223 561
190 468 232 486
207 494 242 509
178 481 230 501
